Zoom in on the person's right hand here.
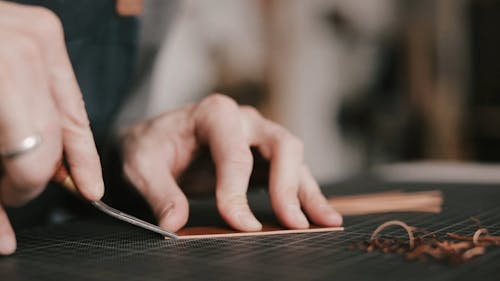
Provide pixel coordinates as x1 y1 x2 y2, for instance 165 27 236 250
0 2 104 255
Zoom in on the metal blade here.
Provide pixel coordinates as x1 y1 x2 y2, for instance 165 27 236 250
91 200 178 239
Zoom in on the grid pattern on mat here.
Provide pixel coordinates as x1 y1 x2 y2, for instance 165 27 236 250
2 184 500 281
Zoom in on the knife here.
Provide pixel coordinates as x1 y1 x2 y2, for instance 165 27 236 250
52 163 178 239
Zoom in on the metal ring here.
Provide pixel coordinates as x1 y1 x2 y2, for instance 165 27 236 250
0 134 42 159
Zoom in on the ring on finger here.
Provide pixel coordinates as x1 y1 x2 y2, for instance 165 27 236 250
0 134 42 159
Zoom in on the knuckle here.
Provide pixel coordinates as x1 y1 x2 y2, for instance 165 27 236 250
122 146 152 180
273 182 300 199
12 35 41 63
122 161 135 178
291 136 305 154
299 186 320 203
217 193 249 211
274 130 304 154
122 161 144 186
124 151 144 172
194 95 242 128
274 189 295 201
240 105 261 119
120 125 142 146
31 7 64 36
61 95 91 131
222 149 253 172
121 143 143 167
200 94 238 112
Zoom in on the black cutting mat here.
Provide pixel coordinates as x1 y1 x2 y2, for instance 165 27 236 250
2 180 500 281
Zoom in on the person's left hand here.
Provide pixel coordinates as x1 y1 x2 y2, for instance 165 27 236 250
120 94 342 232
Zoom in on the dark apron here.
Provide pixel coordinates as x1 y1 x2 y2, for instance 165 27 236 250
5 0 139 228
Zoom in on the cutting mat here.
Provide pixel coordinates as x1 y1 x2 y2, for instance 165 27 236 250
1 180 500 281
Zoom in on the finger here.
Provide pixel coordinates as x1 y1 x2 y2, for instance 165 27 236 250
241 107 308 229
0 203 16 255
0 29 61 206
195 95 262 231
298 166 343 226
0 28 40 150
263 125 309 229
0 4 104 201
123 146 189 232
56 94 103 202
50 27 103 201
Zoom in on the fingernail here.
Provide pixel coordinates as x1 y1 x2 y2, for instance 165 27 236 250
0 234 16 255
328 212 343 226
95 181 105 199
237 213 262 231
158 203 176 230
288 205 309 228
321 204 343 226
160 203 174 219
85 181 104 200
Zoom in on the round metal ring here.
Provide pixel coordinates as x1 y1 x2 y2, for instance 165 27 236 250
0 134 42 159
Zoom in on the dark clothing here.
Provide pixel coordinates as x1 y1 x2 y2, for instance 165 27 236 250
11 0 138 146
5 0 139 228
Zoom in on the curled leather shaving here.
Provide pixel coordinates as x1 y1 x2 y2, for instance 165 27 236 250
352 219 500 264
472 228 488 246
370 220 415 250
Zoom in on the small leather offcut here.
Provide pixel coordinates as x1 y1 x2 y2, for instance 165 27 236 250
329 190 443 215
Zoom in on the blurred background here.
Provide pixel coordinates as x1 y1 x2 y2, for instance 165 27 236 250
118 0 500 184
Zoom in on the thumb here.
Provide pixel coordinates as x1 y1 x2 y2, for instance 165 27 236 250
0 203 16 255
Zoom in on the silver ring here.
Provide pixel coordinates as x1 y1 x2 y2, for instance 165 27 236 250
0 134 42 159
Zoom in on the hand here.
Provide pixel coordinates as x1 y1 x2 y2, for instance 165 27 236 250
121 94 342 232
0 3 104 255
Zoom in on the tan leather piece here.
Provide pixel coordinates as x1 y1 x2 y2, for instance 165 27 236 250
173 225 344 239
116 0 144 16
329 190 443 215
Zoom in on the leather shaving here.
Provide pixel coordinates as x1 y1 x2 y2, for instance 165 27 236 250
472 228 489 246
370 220 415 250
352 218 500 264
